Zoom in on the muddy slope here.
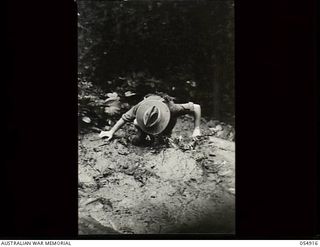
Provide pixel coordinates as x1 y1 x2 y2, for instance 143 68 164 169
79 116 235 234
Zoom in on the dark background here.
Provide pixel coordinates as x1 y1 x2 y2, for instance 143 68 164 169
3 0 318 239
78 0 234 125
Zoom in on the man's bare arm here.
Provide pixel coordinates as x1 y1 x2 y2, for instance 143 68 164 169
98 118 126 140
192 103 201 137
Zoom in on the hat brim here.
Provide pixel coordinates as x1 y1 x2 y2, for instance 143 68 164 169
136 100 170 135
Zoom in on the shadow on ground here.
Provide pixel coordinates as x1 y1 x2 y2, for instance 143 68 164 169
79 116 235 234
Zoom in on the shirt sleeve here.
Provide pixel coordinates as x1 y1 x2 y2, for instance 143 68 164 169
171 102 195 116
121 104 139 122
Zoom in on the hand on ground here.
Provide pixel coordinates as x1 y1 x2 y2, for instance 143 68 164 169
98 130 113 141
192 128 201 139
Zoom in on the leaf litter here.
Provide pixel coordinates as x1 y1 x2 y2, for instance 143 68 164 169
79 116 235 234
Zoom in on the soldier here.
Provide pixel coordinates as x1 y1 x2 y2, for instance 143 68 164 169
99 94 201 146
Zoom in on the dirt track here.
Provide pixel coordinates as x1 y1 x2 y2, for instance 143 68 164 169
79 116 235 234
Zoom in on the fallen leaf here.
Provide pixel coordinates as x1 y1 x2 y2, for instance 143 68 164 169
82 116 91 123
106 92 118 98
105 97 120 105
125 91 136 97
105 105 121 115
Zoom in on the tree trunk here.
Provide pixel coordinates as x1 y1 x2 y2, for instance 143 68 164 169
213 65 221 119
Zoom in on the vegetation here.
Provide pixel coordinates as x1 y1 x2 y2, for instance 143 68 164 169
78 0 234 130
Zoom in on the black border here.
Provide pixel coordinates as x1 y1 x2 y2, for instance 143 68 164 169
3 0 318 239
235 0 318 239
3 0 78 238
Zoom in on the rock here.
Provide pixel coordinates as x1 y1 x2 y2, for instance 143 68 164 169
78 190 86 197
79 172 95 184
228 188 235 195
216 130 225 138
79 172 96 188
79 216 120 235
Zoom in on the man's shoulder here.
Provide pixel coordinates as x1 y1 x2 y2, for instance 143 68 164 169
144 95 164 101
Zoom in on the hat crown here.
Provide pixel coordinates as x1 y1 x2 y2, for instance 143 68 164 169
136 99 170 135
143 105 161 128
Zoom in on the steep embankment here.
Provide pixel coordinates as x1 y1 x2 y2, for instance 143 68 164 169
79 116 235 234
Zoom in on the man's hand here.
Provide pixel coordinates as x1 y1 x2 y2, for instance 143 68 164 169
98 130 114 141
192 127 201 138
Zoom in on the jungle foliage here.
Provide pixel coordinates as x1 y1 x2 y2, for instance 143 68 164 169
78 0 234 128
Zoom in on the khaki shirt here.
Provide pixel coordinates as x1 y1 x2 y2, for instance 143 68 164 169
122 95 194 134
